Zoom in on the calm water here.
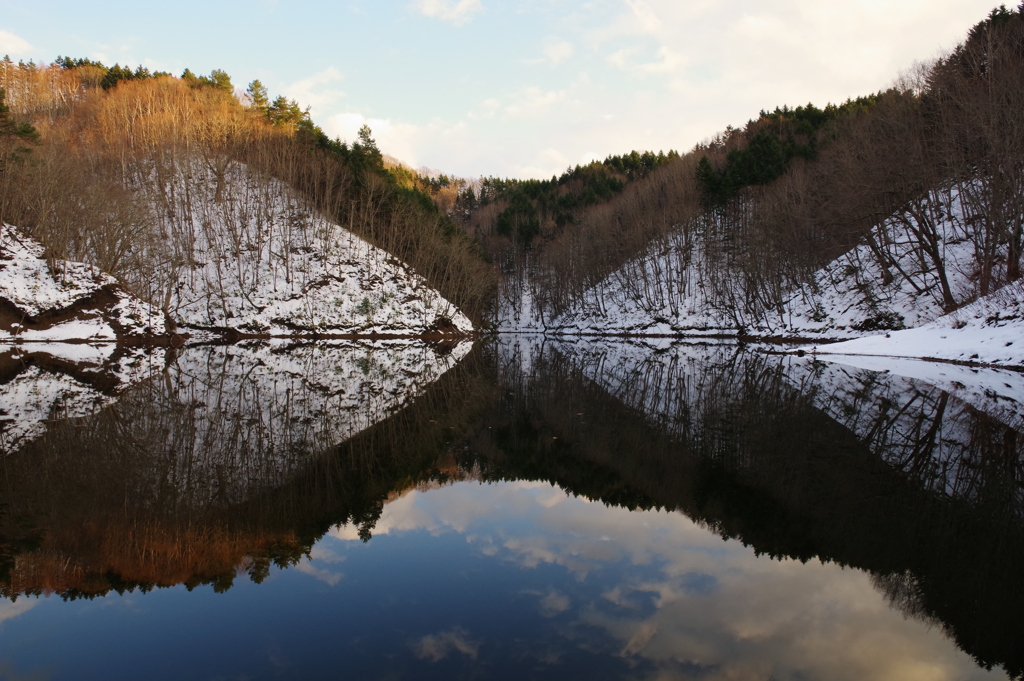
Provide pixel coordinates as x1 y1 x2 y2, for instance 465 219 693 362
0 337 1021 680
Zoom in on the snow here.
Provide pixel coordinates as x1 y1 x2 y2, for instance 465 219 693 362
492 180 1024 372
780 184 981 338
2 158 474 343
16 319 116 341
809 278 1024 369
147 162 473 336
0 223 114 317
562 181 986 340
0 223 167 340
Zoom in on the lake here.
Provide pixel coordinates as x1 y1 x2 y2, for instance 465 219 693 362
0 337 1020 680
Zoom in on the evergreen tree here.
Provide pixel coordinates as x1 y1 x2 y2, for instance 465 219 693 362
246 79 269 113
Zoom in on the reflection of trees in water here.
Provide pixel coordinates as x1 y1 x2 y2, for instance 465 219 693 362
786 358 1024 509
133 340 471 506
554 339 1023 510
469 338 1024 679
0 340 482 599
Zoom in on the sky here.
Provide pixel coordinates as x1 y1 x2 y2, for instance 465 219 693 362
0 0 1005 179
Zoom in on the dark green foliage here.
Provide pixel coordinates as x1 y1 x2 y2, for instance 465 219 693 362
180 68 233 91
267 95 306 127
245 79 269 112
100 63 149 90
54 55 170 88
54 55 105 70
477 149 678 240
603 149 679 180
496 191 541 244
698 97 883 206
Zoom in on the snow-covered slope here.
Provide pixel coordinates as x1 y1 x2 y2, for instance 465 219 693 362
526 182 1015 363
542 233 737 336
149 162 472 336
1 158 474 341
0 224 166 340
808 278 1024 368
780 185 981 337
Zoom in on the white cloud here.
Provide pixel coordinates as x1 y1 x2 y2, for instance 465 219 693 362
410 0 482 26
527 38 574 65
504 86 567 119
284 67 346 113
0 30 33 58
638 45 684 74
605 47 636 70
251 0 1001 180
545 40 574 64
606 45 684 75
624 0 662 34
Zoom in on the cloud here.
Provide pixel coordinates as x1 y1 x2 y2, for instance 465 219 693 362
527 38 574 65
284 67 346 113
0 30 33 58
410 0 482 26
413 627 480 661
638 46 684 74
504 86 567 119
624 0 662 34
606 45 683 75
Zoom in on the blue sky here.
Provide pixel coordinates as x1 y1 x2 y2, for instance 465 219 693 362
0 0 1002 178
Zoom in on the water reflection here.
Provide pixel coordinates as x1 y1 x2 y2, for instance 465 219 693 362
0 338 474 596
0 337 1020 679
327 480 997 681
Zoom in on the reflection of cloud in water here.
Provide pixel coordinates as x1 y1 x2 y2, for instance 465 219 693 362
522 588 571 618
331 480 1004 680
295 560 343 587
413 627 480 662
0 598 37 624
295 544 347 586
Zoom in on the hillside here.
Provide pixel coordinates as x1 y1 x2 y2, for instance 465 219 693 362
0 62 491 338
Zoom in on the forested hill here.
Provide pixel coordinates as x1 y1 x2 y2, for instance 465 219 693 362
479 4 1024 341
0 57 494 332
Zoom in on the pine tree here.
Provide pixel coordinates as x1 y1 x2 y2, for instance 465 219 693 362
246 80 269 113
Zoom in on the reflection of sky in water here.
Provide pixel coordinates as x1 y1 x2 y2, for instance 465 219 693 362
0 481 1004 680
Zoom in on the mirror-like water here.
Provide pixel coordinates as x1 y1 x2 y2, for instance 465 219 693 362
0 338 1021 680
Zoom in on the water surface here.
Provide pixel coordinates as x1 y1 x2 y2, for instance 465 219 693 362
0 337 1020 679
